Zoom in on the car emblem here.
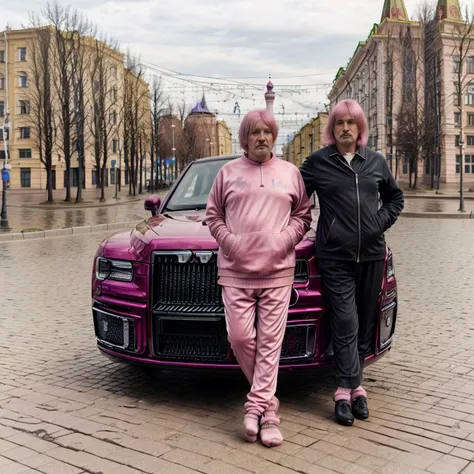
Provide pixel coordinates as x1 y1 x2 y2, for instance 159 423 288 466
102 320 108 332
195 251 213 264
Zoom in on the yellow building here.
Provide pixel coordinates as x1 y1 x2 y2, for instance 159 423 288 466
217 120 232 155
0 27 148 190
284 112 328 167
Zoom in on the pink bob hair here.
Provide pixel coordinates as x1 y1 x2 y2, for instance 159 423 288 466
239 109 279 152
324 99 368 147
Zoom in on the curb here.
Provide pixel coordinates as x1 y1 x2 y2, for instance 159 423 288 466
401 212 474 219
1 210 473 244
0 221 141 243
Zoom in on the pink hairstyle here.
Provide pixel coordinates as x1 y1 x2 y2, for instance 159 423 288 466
239 109 279 151
324 99 368 147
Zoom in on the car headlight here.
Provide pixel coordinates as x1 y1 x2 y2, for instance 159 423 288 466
386 251 395 280
294 259 309 284
96 257 133 282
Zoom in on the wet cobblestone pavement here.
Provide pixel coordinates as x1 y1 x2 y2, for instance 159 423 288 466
0 218 474 473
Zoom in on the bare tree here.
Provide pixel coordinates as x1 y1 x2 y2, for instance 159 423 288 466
396 7 437 189
122 59 150 196
451 6 474 211
27 22 56 203
43 2 82 202
88 36 121 201
150 77 168 191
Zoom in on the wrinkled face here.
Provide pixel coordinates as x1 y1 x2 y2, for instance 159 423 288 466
247 120 274 162
333 115 359 150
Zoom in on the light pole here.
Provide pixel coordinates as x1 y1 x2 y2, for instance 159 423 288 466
1 29 10 230
171 123 176 182
114 162 120 200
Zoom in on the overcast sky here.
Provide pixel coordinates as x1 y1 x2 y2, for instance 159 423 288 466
1 0 422 150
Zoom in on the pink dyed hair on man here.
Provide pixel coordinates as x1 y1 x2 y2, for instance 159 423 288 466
239 109 279 151
324 99 368 147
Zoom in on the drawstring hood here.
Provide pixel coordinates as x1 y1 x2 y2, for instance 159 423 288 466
242 152 275 189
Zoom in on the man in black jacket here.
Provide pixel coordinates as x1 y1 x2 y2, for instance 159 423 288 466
300 99 404 426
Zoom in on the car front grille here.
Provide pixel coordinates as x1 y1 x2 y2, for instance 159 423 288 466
153 251 223 312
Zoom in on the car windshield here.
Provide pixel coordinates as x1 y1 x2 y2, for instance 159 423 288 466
164 158 233 211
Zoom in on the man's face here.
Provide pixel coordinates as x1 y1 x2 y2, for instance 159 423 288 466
333 115 359 150
247 120 274 162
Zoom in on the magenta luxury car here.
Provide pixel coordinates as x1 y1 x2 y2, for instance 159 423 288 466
91 154 398 370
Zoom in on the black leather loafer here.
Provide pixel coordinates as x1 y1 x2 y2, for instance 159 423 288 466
352 396 369 420
335 400 354 426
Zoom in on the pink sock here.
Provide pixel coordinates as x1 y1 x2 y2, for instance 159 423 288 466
351 386 367 400
334 387 351 402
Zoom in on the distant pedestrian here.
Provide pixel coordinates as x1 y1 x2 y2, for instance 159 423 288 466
206 109 312 446
300 99 404 426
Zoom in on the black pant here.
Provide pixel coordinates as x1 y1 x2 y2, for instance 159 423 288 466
316 258 385 389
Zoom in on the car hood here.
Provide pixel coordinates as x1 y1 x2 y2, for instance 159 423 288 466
101 210 316 262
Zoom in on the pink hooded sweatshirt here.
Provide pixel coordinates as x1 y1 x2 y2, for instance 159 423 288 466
206 154 312 288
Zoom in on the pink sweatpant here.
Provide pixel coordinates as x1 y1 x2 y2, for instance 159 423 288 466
222 285 292 414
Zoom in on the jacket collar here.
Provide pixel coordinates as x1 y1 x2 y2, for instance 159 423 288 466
328 144 367 160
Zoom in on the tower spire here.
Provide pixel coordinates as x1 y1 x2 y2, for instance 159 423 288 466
264 75 275 115
436 0 461 20
380 0 409 22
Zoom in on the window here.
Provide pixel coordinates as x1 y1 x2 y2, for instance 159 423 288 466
403 156 409 174
112 139 118 153
466 93 474 106
110 87 117 101
0 51 4 63
0 150 5 160
455 112 461 125
468 57 474 74
19 100 30 114
466 155 474 173
20 127 30 139
109 109 117 125
20 168 31 187
468 136 474 146
91 170 97 186
454 82 460 106
0 75 4 90
456 154 461 173
454 57 460 73
0 101 4 117
111 66 117 79
456 135 460 147
469 114 474 126
18 48 27 61
0 129 3 140
19 74 28 88
19 149 32 158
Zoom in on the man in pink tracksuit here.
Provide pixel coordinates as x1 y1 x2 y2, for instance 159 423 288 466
206 109 312 447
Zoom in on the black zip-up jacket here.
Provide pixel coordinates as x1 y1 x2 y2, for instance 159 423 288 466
300 145 404 262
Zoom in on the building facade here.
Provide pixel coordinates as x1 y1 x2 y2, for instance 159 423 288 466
0 27 148 190
327 0 474 187
282 112 328 166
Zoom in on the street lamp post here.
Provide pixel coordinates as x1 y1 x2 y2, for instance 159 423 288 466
171 123 176 182
1 112 10 230
1 30 10 231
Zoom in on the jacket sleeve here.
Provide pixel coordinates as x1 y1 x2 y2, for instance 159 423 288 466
205 169 235 255
299 153 317 198
377 158 404 232
281 171 313 250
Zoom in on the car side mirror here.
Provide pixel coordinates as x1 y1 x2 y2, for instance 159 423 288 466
144 194 162 216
